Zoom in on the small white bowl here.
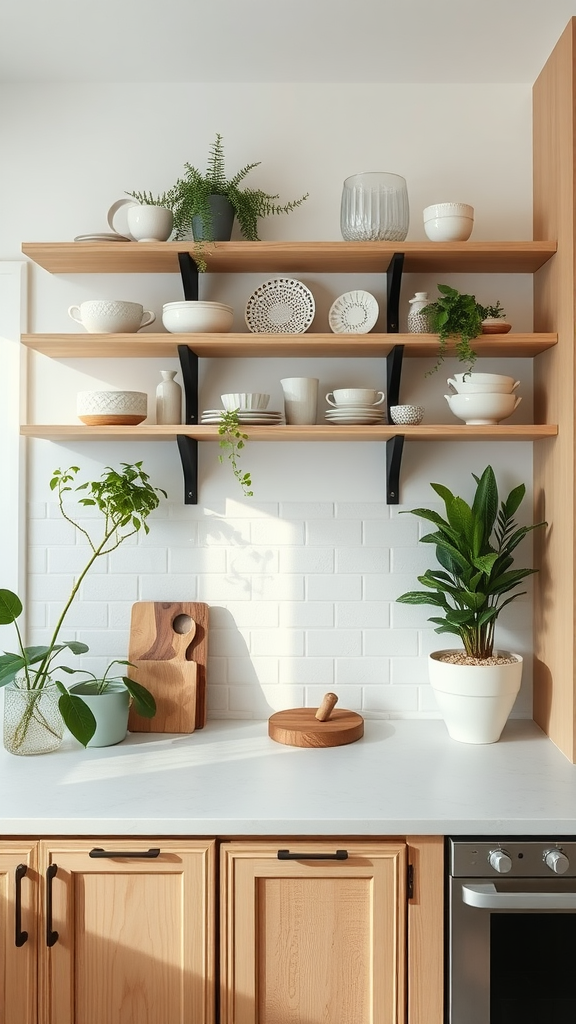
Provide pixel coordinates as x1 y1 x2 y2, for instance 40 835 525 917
77 390 147 425
445 392 521 425
423 202 474 242
453 372 517 388
389 404 424 425
326 388 385 407
447 377 520 395
221 393 270 411
162 300 233 334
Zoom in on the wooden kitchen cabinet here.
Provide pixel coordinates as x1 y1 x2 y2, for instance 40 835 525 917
220 840 408 1024
0 843 38 1024
37 839 215 1024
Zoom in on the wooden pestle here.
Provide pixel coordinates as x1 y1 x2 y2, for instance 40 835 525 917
315 692 338 722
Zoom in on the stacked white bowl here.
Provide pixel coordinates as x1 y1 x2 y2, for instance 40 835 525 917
445 373 521 425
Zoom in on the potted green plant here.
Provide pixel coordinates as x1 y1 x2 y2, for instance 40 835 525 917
170 133 309 243
477 300 512 334
0 462 166 754
422 284 484 374
64 659 156 747
396 465 547 743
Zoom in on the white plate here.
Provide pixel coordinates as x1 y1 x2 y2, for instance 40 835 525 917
326 409 384 419
202 416 283 426
325 415 384 425
202 409 282 419
73 232 131 242
328 290 379 334
245 278 315 334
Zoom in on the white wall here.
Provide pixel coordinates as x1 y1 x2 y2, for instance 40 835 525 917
0 80 536 721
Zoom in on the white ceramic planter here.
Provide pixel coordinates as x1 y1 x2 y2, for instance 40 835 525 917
69 681 130 747
428 650 523 744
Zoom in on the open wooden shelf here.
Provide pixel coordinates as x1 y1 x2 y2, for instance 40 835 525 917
21 240 557 276
20 424 559 443
21 332 558 360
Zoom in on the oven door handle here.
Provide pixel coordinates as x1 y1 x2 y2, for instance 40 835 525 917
462 883 576 910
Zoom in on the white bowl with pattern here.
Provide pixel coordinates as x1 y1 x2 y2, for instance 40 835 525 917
77 390 148 426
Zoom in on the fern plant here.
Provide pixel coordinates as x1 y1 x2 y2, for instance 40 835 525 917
171 133 309 242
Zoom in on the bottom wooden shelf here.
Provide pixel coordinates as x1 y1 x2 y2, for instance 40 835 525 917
21 424 558 442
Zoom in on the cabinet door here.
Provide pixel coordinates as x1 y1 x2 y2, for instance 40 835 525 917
38 839 215 1024
0 843 38 1024
221 841 406 1024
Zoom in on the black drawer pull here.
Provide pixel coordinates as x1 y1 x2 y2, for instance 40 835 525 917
15 864 28 947
89 847 161 859
46 864 58 947
277 849 349 860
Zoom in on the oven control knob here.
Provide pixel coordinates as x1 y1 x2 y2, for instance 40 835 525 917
544 849 569 874
488 849 512 873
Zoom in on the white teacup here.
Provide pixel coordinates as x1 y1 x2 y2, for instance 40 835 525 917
68 300 156 333
326 388 385 407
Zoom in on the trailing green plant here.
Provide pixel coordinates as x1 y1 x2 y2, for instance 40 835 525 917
477 300 507 320
422 284 484 374
0 462 166 748
171 133 309 243
123 188 178 209
396 466 547 660
61 659 156 718
218 409 253 497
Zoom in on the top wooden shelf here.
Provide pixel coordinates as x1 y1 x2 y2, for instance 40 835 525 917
21 240 558 275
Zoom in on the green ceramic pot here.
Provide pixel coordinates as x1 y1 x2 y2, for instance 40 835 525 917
68 681 130 747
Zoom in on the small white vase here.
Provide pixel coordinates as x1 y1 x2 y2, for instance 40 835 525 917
428 649 523 744
156 370 182 424
407 292 430 333
280 377 319 424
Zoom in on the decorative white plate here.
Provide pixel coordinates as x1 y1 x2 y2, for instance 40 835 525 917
73 232 131 242
328 290 379 334
245 278 315 334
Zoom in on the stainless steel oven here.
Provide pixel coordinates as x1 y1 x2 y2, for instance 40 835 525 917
448 838 576 1024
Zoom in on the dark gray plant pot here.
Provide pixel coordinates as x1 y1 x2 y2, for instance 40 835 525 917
192 195 235 241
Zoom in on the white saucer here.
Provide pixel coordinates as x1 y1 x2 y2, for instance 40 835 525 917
74 232 131 242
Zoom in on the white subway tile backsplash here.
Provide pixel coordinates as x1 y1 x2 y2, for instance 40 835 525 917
336 547 389 573
31 500 535 723
27 502 47 519
306 630 361 657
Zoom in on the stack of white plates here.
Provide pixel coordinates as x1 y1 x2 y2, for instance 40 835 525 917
325 406 385 425
201 409 283 425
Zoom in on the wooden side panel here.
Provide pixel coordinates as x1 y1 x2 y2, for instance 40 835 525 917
0 843 37 1024
533 17 576 760
221 841 406 1024
38 839 215 1024
407 836 444 1024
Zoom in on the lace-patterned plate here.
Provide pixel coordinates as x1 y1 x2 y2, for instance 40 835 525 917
328 290 379 334
245 278 315 334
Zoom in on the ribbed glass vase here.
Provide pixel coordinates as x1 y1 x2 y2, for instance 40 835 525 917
3 678 64 755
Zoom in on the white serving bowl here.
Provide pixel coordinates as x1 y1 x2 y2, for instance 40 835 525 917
221 393 270 411
423 202 474 242
447 377 520 395
445 392 522 425
77 390 147 425
453 371 516 387
389 404 424 425
162 300 233 333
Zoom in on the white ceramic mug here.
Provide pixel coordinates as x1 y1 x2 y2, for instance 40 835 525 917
68 300 156 333
280 377 319 425
326 388 385 407
126 204 173 242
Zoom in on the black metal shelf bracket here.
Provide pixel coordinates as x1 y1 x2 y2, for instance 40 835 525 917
386 435 405 504
385 252 406 502
177 345 199 425
177 435 199 505
177 252 200 301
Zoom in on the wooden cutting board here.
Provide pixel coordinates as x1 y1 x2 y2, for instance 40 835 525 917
127 601 209 733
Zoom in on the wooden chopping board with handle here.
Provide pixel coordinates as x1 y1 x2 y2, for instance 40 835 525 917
127 601 209 733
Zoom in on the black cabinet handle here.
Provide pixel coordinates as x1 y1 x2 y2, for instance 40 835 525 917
88 847 161 859
46 864 58 947
15 864 28 947
277 849 349 860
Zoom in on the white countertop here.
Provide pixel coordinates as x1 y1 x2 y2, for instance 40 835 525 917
1 718 575 836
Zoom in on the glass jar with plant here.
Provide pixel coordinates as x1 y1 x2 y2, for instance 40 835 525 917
218 409 254 497
170 132 309 244
0 462 166 754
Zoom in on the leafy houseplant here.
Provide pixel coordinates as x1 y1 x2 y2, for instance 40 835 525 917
421 285 505 374
218 409 254 497
0 462 166 752
396 466 546 660
478 301 507 321
170 133 309 243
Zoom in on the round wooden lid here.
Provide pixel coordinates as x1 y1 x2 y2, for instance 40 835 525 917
268 706 364 748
